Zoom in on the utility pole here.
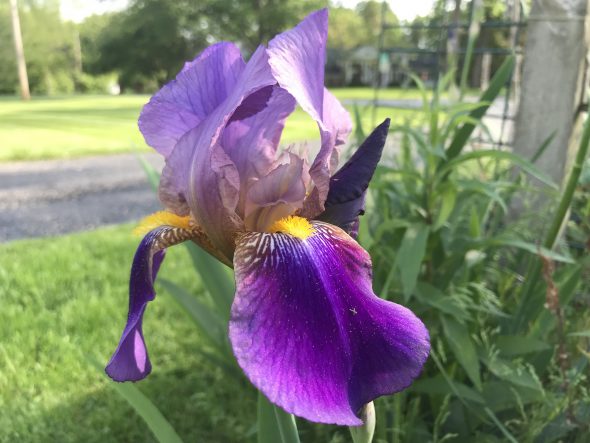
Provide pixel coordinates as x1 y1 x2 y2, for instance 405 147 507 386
9 0 30 100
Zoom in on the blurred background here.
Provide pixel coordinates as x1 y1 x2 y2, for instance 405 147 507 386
1 1 589 442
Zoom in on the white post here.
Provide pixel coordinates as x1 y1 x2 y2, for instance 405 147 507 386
512 0 589 185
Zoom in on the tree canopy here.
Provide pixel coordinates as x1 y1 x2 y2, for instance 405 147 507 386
2 0 517 94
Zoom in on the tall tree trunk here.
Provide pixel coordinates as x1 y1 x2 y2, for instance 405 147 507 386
9 0 30 100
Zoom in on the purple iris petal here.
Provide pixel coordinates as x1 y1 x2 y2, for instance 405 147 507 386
244 152 308 231
268 9 352 208
228 85 275 123
105 229 167 382
162 46 277 259
222 86 297 190
142 9 354 255
180 48 276 258
229 221 430 425
317 119 391 237
139 42 245 158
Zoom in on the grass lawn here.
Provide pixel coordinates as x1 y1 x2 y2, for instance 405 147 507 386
0 224 258 442
0 225 348 442
0 89 419 162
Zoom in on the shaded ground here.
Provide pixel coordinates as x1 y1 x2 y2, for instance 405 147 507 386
0 153 163 241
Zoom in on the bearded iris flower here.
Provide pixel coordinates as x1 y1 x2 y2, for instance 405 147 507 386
106 9 430 426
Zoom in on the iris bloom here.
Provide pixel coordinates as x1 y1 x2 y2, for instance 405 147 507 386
106 9 429 426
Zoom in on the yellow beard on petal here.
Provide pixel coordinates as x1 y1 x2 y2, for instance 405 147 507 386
268 215 315 240
133 211 192 236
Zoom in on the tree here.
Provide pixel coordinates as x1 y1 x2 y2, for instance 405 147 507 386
91 0 209 92
356 0 402 48
327 6 365 50
204 0 326 53
78 13 116 76
0 0 78 94
9 0 30 99
87 0 327 92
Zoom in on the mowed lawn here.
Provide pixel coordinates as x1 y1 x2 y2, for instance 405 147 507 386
0 225 348 442
0 89 419 162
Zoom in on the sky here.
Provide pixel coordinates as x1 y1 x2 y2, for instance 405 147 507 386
60 0 128 23
60 0 436 24
334 0 435 21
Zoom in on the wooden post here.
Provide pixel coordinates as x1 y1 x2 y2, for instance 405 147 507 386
512 0 589 186
9 0 30 100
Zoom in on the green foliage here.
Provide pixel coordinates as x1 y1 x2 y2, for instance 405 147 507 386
0 0 78 94
328 1 404 51
258 393 301 443
88 356 185 443
78 0 326 92
327 6 366 50
359 60 590 441
205 0 326 52
91 0 206 92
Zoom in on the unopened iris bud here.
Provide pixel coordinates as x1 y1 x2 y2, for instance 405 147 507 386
349 402 376 443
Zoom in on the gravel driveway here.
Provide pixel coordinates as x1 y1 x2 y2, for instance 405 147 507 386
0 153 164 242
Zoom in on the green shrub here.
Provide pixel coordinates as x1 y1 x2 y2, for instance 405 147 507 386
356 63 590 443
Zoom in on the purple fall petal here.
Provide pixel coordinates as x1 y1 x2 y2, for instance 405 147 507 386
139 42 245 157
317 119 390 236
230 221 430 425
106 229 167 381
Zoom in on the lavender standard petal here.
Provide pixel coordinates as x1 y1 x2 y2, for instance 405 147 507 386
139 42 245 157
222 86 297 189
230 221 430 425
268 9 352 208
161 46 277 259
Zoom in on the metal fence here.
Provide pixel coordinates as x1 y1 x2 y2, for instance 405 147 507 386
373 0 526 149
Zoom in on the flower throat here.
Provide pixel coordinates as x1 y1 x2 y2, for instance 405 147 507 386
269 216 315 240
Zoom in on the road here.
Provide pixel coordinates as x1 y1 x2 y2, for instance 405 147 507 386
0 153 163 242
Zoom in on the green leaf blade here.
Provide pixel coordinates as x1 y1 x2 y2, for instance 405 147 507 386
441 316 482 391
395 224 430 300
257 392 300 443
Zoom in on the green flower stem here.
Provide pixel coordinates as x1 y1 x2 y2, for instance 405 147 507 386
543 113 590 249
